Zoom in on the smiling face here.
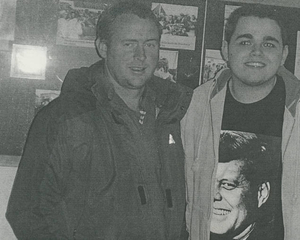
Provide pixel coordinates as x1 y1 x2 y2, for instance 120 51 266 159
222 16 288 88
98 13 160 91
210 160 257 235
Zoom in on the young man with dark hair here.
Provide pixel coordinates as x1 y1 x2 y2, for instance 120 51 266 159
182 4 300 240
6 1 192 239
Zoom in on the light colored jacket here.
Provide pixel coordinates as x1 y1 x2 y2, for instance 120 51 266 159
181 66 300 240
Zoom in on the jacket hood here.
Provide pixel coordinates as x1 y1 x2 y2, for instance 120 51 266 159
60 61 103 97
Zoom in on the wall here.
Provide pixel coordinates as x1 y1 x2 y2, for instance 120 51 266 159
0 155 19 239
0 165 17 240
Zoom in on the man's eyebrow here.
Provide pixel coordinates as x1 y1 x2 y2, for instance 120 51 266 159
235 34 281 44
146 38 159 42
235 33 253 40
122 39 138 42
264 36 280 44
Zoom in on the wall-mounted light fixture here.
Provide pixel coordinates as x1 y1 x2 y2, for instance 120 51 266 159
10 44 47 80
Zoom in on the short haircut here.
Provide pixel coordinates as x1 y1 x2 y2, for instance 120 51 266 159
224 5 288 46
95 1 162 44
219 131 275 188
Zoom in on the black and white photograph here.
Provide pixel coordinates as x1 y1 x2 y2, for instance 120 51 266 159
2 1 300 240
56 0 110 48
154 50 179 83
203 49 227 84
152 2 198 50
211 131 283 240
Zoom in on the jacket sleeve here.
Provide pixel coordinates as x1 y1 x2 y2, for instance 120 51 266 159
6 106 69 240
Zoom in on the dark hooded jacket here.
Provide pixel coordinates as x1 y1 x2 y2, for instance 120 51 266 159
6 61 193 240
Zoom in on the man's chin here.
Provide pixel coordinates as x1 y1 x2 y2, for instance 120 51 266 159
210 217 232 235
210 222 238 240
210 224 229 235
211 221 253 240
210 232 235 240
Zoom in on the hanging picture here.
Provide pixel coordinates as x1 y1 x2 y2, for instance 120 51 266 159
152 2 198 50
56 0 111 48
203 49 227 84
154 50 179 83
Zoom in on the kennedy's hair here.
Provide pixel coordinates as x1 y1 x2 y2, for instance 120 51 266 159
219 131 276 188
95 1 162 45
225 5 288 46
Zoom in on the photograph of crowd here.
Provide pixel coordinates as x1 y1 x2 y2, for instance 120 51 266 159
153 3 197 37
56 0 110 47
203 49 227 84
154 50 178 83
152 3 199 50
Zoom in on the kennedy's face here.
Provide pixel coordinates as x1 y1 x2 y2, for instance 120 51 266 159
101 14 160 90
210 160 256 235
222 16 288 88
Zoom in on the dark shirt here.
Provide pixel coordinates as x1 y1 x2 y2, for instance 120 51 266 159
220 76 285 240
222 76 285 137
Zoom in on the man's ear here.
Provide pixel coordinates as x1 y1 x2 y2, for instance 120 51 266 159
281 45 289 66
95 38 108 59
257 182 270 208
221 40 229 62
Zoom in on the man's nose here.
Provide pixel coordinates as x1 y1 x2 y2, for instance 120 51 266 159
134 45 146 61
251 43 263 56
214 184 222 201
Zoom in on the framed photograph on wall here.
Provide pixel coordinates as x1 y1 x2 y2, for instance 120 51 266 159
203 49 227 84
154 49 179 83
56 0 111 48
152 2 198 50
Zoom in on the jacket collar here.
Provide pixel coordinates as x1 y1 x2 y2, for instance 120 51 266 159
211 66 300 117
89 60 193 121
90 61 116 104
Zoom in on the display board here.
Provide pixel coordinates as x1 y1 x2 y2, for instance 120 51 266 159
2 0 300 161
0 0 206 160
